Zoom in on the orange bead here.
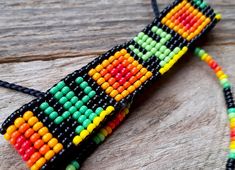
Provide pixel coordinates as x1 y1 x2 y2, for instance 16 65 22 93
135 72 143 80
127 64 134 70
29 152 41 164
11 131 20 139
34 139 44 149
105 126 112 135
30 133 41 143
112 60 119 67
25 128 35 138
39 144 50 155
117 86 125 93
106 65 114 72
108 78 116 85
27 159 35 167
123 82 131 89
122 60 129 67
104 73 112 81
112 82 120 89
129 76 137 84
10 137 16 145
100 69 108 76
19 123 30 133
131 67 139 75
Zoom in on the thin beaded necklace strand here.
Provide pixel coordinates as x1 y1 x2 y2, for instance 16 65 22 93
0 0 234 170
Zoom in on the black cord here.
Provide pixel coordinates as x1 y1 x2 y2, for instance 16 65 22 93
151 0 160 17
0 80 44 97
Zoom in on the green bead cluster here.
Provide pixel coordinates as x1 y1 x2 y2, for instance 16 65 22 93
48 77 104 135
66 160 80 170
193 0 207 9
129 26 181 67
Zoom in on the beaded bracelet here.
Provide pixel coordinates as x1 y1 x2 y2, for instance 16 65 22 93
0 0 222 170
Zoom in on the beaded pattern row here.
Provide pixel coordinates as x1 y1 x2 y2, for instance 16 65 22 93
0 0 220 169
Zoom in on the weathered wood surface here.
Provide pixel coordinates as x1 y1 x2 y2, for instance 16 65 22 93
0 0 234 170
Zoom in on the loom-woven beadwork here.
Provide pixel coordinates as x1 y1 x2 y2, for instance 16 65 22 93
0 0 220 169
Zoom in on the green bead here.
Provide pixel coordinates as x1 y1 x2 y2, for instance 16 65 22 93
97 133 105 142
137 40 144 45
61 86 70 94
133 48 139 54
85 109 93 117
57 81 65 90
64 101 72 110
54 91 63 100
138 52 143 57
40 102 49 110
145 45 152 51
79 105 88 114
129 45 134 50
62 111 70 119
66 165 76 170
50 87 59 95
75 77 83 84
228 108 235 114
155 51 161 58
159 54 165 60
194 47 201 56
88 91 96 98
83 119 91 128
198 49 206 57
71 96 79 104
80 82 88 89
229 153 235 159
156 28 163 35
155 43 161 50
151 26 158 33
75 101 83 109
95 107 103 115
146 52 152 58
164 49 171 56
164 57 171 62
142 42 147 48
78 115 86 124
160 61 166 66
82 95 90 103
93 136 101 144
142 55 148 61
49 111 58 120
75 125 84 134
150 41 157 47
173 47 181 54
138 32 144 38
160 46 167 53
84 86 92 94
200 2 207 9
142 35 148 41
151 48 157 54
223 82 231 88
133 37 138 42
72 111 81 119
69 106 77 114
160 32 167 38
169 52 175 58
54 116 64 124
165 34 171 41
89 113 97 121
229 112 235 119
146 38 152 44
160 38 167 45
45 107 54 115
59 97 68 105
66 91 75 99
71 161 80 169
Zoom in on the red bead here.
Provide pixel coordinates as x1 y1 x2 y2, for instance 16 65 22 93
210 60 218 69
116 64 123 71
125 72 133 80
115 73 122 80
23 153 31 161
25 147 36 158
120 68 129 76
231 130 235 137
21 140 32 152
107 122 115 129
15 142 22 150
119 77 126 85
110 68 118 76
16 135 26 146
18 148 25 155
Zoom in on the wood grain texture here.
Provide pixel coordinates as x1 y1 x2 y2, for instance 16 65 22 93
0 0 234 170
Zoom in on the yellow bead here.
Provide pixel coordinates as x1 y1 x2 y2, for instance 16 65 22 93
45 150 55 160
36 157 46 168
73 136 83 145
38 127 48 136
101 129 108 137
124 108 129 115
173 25 180 32
101 82 109 90
161 17 167 24
23 111 34 121
14 118 25 128
80 130 89 139
140 68 147 75
97 78 105 85
124 53 131 59
121 90 129 97
101 60 110 68
6 125 16 135
219 74 228 80
134 80 142 88
95 65 103 72
92 73 101 81
108 56 115 63
132 60 139 67
215 13 222 21
53 143 63 153
136 64 143 70
159 68 165 74
169 23 175 29
182 32 188 39
93 117 102 126
110 90 118 98
120 49 127 55
127 57 134 63
127 86 135 93
107 106 115 113
88 69 96 76
230 144 235 150
114 51 122 59
33 122 43 132
48 138 58 148
42 133 53 143
100 111 107 119
4 133 10 140
105 86 113 94
115 94 123 102
28 117 39 126
87 123 96 133
31 164 40 170
231 122 235 128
